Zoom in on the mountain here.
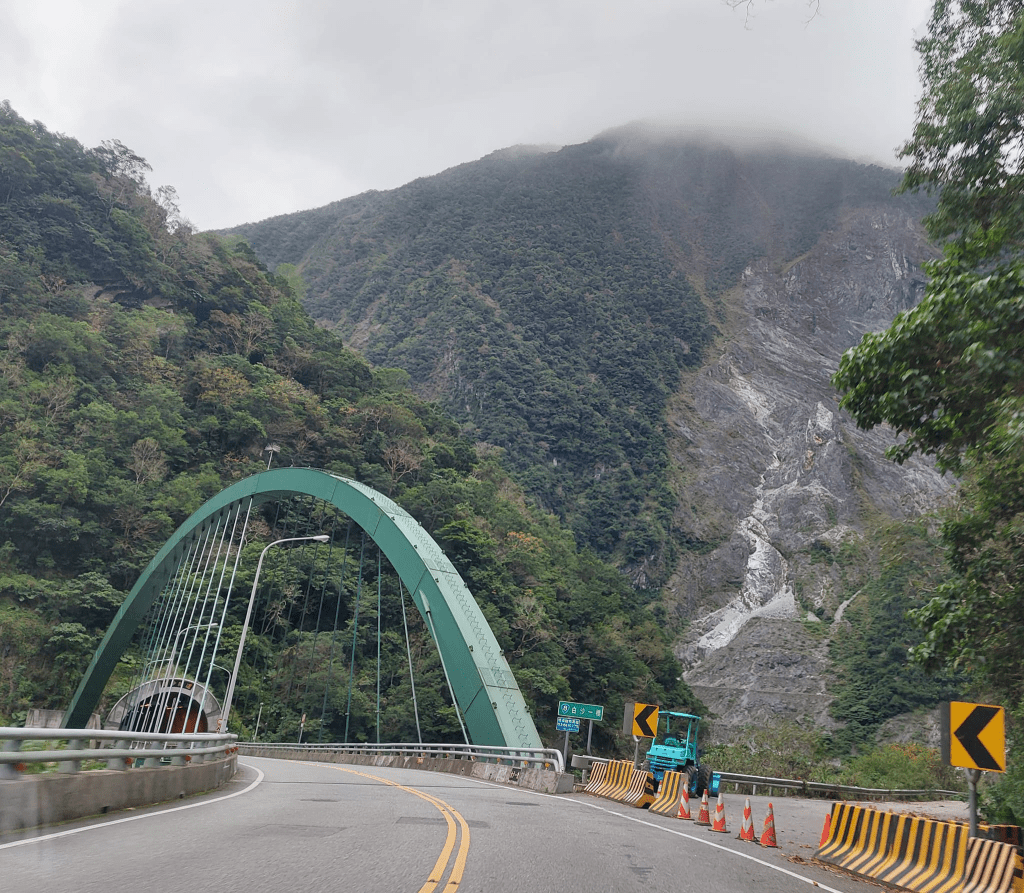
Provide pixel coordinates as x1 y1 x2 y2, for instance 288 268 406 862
0 105 697 748
228 124 957 742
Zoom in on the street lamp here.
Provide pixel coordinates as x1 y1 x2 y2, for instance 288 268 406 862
220 534 330 730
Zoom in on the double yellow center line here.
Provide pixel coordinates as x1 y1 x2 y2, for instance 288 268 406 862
321 764 471 893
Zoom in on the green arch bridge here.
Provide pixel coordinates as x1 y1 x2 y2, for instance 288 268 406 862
62 468 542 749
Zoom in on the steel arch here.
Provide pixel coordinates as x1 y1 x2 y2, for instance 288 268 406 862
62 468 542 748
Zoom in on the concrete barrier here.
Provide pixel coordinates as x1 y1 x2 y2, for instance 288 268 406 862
962 836 1024 893
874 812 967 892
620 768 656 809
0 755 237 834
240 744 574 794
818 803 901 877
816 802 1023 893
582 759 608 794
648 770 685 817
591 760 632 800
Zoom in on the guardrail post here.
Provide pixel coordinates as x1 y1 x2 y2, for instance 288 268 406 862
58 738 84 774
106 739 130 770
1 737 22 779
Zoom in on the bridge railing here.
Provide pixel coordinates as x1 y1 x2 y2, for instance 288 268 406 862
0 727 237 778
242 741 565 774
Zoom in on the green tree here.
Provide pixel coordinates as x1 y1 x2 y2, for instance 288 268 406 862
832 0 1024 820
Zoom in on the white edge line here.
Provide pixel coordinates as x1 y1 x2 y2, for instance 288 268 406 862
0 761 265 851
30 757 843 893
563 797 850 893
410 773 849 893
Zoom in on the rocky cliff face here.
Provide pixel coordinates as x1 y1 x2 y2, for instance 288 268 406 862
227 131 951 743
667 204 948 738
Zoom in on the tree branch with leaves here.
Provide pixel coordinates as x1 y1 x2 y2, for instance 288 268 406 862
833 3 1024 821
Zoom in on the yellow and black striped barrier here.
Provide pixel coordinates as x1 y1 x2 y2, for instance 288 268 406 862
874 813 967 893
817 802 902 878
648 770 685 817
962 836 1023 893
582 759 608 795
981 824 1023 850
816 803 1022 893
585 759 619 798
580 760 656 808
620 768 656 809
591 760 633 800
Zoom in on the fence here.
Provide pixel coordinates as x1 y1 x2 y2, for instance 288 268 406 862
240 741 564 775
0 727 237 777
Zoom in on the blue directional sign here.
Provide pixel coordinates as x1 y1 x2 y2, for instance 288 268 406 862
556 716 581 733
558 701 604 721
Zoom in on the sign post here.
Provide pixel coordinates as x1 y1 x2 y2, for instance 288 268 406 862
942 701 1006 837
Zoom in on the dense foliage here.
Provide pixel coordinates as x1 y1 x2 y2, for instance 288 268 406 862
703 723 962 793
231 134 912 586
0 103 699 747
834 0 1024 820
825 522 963 754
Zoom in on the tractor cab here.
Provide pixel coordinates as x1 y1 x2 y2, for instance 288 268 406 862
643 710 718 796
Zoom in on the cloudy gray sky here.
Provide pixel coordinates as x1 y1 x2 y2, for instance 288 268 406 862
2 0 931 231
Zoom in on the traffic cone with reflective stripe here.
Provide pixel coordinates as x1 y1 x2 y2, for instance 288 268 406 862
695 790 711 825
677 784 692 820
711 792 728 832
818 811 832 847
759 802 778 848
737 798 756 841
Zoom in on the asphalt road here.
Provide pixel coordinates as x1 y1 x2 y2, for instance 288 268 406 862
1 758 949 893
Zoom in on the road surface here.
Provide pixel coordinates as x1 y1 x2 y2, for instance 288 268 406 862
1 757 939 892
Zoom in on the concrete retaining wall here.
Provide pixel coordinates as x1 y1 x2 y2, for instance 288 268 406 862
0 756 237 834
239 744 574 794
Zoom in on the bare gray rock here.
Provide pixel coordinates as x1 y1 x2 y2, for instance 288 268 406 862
669 204 949 738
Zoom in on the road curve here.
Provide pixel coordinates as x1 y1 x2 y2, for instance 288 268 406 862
1 758 881 893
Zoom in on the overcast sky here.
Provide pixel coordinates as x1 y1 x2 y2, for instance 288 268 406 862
2 0 932 231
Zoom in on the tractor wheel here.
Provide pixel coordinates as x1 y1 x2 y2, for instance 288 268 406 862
695 764 711 796
685 765 697 794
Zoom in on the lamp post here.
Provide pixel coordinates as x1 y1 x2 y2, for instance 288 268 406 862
220 534 330 731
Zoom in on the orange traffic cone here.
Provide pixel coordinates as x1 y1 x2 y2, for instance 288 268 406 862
711 793 728 832
677 785 692 820
737 798 756 842
759 801 778 848
818 811 832 848
695 791 711 825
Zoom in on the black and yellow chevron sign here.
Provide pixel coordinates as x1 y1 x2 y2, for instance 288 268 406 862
631 702 659 738
944 701 1006 773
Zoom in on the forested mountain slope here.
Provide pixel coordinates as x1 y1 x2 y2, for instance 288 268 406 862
0 104 697 748
228 128 933 589
229 125 957 742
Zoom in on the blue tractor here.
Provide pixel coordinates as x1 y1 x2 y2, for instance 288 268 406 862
642 710 719 797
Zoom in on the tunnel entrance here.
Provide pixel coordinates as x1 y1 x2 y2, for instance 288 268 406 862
105 678 221 734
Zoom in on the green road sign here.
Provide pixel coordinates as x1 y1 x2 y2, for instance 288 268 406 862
558 701 604 721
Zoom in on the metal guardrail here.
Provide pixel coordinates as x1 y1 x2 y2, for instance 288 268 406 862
0 727 237 778
242 741 565 775
568 756 964 801
710 771 965 801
